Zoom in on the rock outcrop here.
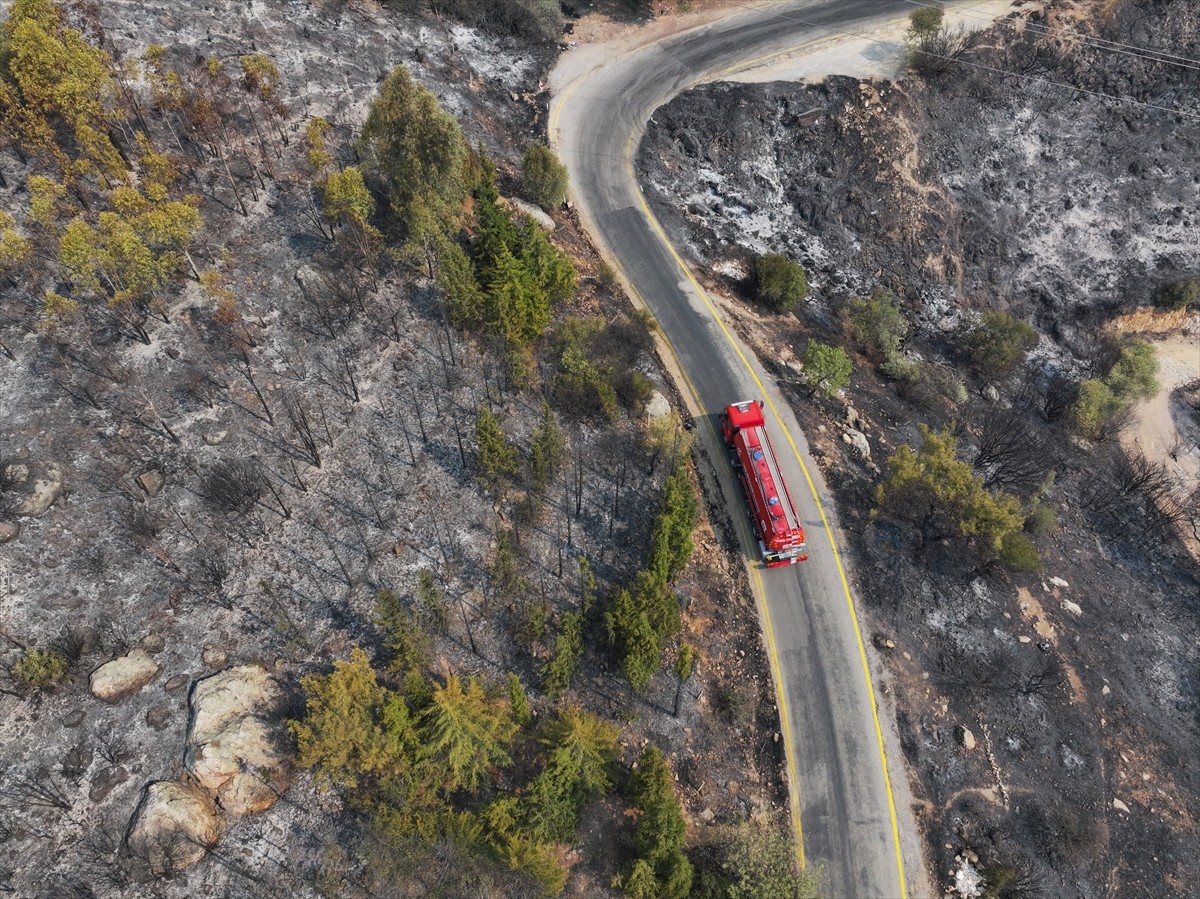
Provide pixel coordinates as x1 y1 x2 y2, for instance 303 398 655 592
3 461 65 517
185 665 288 817
126 781 220 875
89 649 160 702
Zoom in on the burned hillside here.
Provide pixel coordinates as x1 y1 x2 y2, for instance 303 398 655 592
638 1 1199 896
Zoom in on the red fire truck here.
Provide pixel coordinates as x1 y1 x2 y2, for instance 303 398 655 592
721 400 808 567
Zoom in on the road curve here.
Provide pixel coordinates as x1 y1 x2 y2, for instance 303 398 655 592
550 3 929 897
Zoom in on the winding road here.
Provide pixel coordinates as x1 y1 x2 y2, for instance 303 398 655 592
550 3 930 896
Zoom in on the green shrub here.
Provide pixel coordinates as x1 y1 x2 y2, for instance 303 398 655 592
1024 502 1058 536
12 649 68 688
802 340 851 396
520 143 569 212
1158 278 1199 310
1105 338 1159 402
998 531 1041 572
962 310 1037 378
1069 379 1124 440
751 253 807 312
842 288 908 361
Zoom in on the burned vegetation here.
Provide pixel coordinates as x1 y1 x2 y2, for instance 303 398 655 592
0 1 816 898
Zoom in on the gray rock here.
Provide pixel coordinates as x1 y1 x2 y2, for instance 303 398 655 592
982 384 1000 402
90 649 160 702
142 633 166 654
13 462 65 517
0 520 19 543
204 430 229 446
957 725 977 751
137 470 165 497
843 428 871 459
201 644 227 669
645 390 672 420
63 709 85 728
511 197 556 230
89 765 129 803
164 674 190 692
146 703 172 731
62 743 92 777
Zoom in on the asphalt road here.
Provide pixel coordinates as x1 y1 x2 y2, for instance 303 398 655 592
550 3 928 896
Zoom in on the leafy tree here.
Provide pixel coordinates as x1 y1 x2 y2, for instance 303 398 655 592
842 288 908 362
475 406 518 494
1105 338 1158 402
541 610 584 698
520 143 569 211
624 745 693 899
998 531 1041 572
875 425 1028 563
904 5 971 77
484 241 549 347
962 310 1037 378
418 673 518 794
357 64 468 243
523 705 620 842
415 568 449 633
11 648 67 688
374 587 430 672
437 238 484 328
518 218 575 306
290 647 415 792
303 116 333 173
801 340 852 396
647 460 698 585
605 587 661 692
530 400 566 494
550 317 620 419
751 252 807 313
507 673 531 727
321 166 375 233
489 529 526 604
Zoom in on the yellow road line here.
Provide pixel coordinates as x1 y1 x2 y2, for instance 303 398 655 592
549 20 909 896
632 189 908 898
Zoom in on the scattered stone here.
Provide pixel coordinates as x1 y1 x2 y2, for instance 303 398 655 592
89 765 129 803
1049 576 1069 589
165 674 190 692
146 703 172 731
4 462 29 485
142 633 166 654
185 665 289 816
62 743 92 777
204 430 228 446
845 405 862 429
63 710 85 728
873 634 896 651
700 807 715 823
12 462 65 517
1062 599 1083 617
42 594 84 611
90 648 160 702
126 780 221 874
0 520 19 543
201 644 227 669
1102 684 1111 696
137 470 165 497
957 725 977 751
982 384 1000 402
1113 797 1131 814
1018 635 1032 643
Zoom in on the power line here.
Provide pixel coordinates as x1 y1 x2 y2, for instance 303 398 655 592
901 0 1200 73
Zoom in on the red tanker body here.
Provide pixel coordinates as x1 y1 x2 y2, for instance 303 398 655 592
721 400 808 567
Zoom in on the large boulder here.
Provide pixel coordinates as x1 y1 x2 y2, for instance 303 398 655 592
90 649 160 702
127 781 220 875
185 665 288 816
